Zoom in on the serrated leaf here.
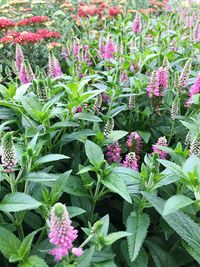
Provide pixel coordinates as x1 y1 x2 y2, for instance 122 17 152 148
85 140 104 167
67 206 86 218
92 261 117 267
126 212 150 262
102 172 132 203
35 154 69 165
138 131 151 143
18 255 48 267
14 84 30 100
74 112 102 122
50 171 71 201
0 226 21 260
146 240 178 267
121 241 148 267
104 231 132 246
158 159 187 178
25 172 59 183
77 246 95 267
0 193 42 212
106 130 128 142
18 230 39 260
163 195 194 215
64 175 88 196
142 192 200 254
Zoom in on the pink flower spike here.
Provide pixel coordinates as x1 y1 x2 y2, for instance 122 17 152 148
147 71 160 98
122 152 138 170
152 136 168 159
15 44 24 72
186 72 200 106
132 12 142 33
157 67 168 89
103 36 117 60
126 132 142 153
48 203 78 262
106 142 122 163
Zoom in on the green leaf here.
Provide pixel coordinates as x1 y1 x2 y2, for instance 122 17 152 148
61 129 96 143
138 131 151 143
142 192 200 254
50 171 71 201
126 212 150 262
121 241 148 267
35 154 69 165
182 242 200 264
146 241 178 267
106 130 128 142
74 112 102 122
102 172 132 203
0 193 42 212
18 255 48 267
67 206 86 218
85 140 104 167
0 226 21 260
25 172 59 183
14 84 30 100
163 195 194 215
63 175 88 196
104 231 132 246
92 261 117 267
158 159 187 178
51 121 79 128
18 230 38 260
77 246 95 267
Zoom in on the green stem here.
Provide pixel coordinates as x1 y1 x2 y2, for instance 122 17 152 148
35 227 46 247
89 175 101 222
168 120 175 145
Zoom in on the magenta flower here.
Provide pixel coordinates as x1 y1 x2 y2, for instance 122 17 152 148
101 92 110 103
75 106 83 113
106 142 122 163
147 71 160 98
132 12 142 33
126 132 142 153
157 67 168 89
103 36 117 60
49 203 79 261
15 44 24 72
122 152 138 170
98 36 105 60
186 72 200 106
49 53 62 79
152 136 168 159
179 59 192 88
120 70 128 82
19 63 29 84
73 39 79 60
193 22 200 42
19 60 35 84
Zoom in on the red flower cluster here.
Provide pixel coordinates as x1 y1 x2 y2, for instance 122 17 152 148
0 29 61 45
37 29 61 39
14 32 41 44
16 16 49 26
77 1 120 18
78 3 102 17
0 18 15 29
0 32 20 43
108 6 121 17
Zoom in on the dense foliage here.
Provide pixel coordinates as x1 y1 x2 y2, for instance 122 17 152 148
0 0 200 266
